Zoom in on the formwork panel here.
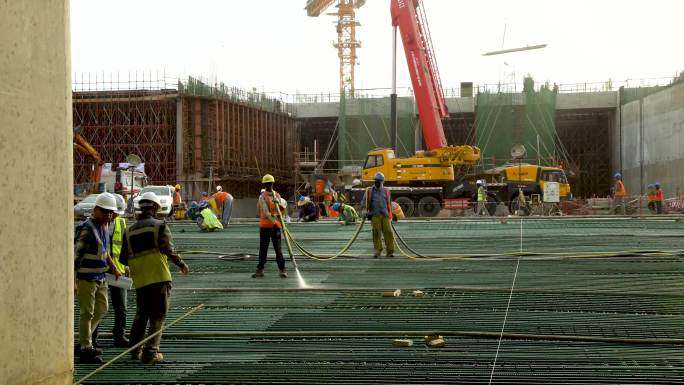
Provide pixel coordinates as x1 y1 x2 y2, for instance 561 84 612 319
179 95 298 199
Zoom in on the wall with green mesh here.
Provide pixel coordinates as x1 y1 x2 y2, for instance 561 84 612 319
339 95 418 164
475 78 557 167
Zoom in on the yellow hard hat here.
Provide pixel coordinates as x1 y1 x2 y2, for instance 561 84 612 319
175 184 181 190
261 174 275 184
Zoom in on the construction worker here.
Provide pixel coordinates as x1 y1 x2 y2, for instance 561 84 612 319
196 201 223 231
333 202 359 225
74 192 122 363
212 185 234 226
253 174 288 278
200 191 209 202
297 196 319 222
173 184 182 208
476 180 488 216
647 184 656 213
391 201 405 222
613 173 627 215
361 172 394 258
119 192 189 364
92 194 129 349
654 182 664 214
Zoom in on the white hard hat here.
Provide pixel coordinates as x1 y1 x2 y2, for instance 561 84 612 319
216 185 223 192
114 194 126 215
95 192 118 211
138 191 162 208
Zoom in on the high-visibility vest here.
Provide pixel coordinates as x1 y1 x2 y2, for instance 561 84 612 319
477 186 486 202
110 217 126 274
76 219 109 279
615 180 626 197
654 189 664 202
391 202 405 220
647 190 655 202
365 187 393 220
200 208 223 230
258 191 284 228
125 224 172 289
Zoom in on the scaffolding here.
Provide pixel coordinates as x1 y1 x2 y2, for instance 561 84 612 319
72 73 298 200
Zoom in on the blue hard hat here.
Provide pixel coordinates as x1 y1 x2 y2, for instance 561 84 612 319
614 173 622 179
189 201 199 209
332 202 341 211
201 191 208 196
374 172 385 181
655 182 661 188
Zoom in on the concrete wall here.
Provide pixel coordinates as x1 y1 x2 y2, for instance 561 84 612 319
0 1 73 385
295 92 617 118
618 82 684 197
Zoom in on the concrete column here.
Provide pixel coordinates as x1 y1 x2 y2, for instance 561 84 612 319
0 1 73 385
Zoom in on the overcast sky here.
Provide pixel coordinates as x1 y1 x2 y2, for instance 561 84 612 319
71 0 683 95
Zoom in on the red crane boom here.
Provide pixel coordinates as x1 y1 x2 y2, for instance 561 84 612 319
390 0 448 150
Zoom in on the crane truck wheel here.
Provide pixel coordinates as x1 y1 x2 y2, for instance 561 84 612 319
418 196 441 217
395 196 415 217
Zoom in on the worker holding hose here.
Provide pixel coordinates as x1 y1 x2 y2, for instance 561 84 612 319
253 174 288 278
361 172 394 258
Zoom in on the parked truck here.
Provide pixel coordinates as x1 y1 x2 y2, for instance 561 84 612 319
346 0 570 216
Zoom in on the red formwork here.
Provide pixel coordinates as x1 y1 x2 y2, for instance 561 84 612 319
72 89 298 200
72 90 177 186
179 95 298 199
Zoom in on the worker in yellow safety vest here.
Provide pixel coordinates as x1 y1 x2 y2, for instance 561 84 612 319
92 194 129 349
476 180 488 216
253 174 288 278
119 192 189 364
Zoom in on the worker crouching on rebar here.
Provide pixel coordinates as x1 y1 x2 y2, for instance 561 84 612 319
297 196 319 222
196 201 223 232
119 192 189 364
253 174 288 278
362 172 395 258
213 185 234 226
333 202 359 225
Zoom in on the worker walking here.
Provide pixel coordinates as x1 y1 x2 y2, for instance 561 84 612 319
333 202 359 225
213 185 234 226
119 192 189 364
612 173 627 215
253 174 288 278
92 195 129 348
74 193 122 363
362 172 394 258
654 182 664 214
476 180 488 216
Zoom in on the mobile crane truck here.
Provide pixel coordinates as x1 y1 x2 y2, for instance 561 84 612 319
348 0 570 217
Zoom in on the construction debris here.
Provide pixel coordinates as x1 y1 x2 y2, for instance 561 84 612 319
424 335 446 348
382 289 402 297
392 339 414 347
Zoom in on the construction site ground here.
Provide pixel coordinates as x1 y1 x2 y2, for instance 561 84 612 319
74 217 684 384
